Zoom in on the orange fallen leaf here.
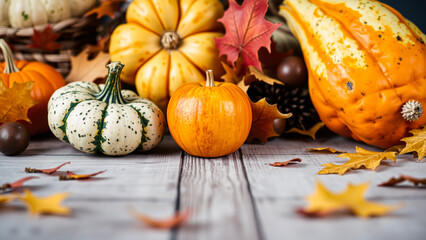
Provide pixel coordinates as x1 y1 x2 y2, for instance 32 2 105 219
243 66 283 86
130 207 191 229
0 80 38 123
220 61 241 84
307 147 346 154
247 98 292 143
297 181 399 218
25 162 70 174
0 176 39 191
0 194 15 205
318 147 397 175
379 175 426 187
269 158 301 167
286 122 325 140
84 0 124 19
65 50 110 83
18 189 70 215
399 125 426 162
59 170 106 180
28 25 62 52
87 36 110 55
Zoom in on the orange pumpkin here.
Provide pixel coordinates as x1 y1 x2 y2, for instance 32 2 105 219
0 39 66 135
280 0 426 148
167 70 252 158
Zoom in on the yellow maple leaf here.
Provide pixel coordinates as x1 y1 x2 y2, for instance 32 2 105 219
243 66 284 86
247 98 292 143
301 181 398 218
220 61 241 84
18 189 70 215
399 125 426 162
286 122 325 140
65 50 110 83
306 147 346 153
318 147 397 175
0 194 15 205
0 80 38 123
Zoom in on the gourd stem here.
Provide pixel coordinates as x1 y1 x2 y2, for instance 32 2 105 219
205 70 215 87
161 31 181 50
95 62 126 104
0 39 20 73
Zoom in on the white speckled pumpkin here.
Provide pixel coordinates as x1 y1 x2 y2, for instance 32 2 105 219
48 62 165 156
0 0 96 28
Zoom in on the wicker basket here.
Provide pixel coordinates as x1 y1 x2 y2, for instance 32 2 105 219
0 16 101 76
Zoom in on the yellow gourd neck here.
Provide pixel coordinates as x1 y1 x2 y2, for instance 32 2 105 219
0 39 20 74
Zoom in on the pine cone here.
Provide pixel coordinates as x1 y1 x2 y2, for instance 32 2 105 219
246 81 320 130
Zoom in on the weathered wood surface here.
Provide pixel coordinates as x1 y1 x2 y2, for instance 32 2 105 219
0 133 425 240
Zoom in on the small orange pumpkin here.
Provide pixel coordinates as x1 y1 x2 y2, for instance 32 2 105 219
167 70 252 158
0 39 66 135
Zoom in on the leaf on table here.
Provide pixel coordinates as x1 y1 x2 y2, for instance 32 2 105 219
243 66 283 86
247 98 292 143
307 147 346 154
318 147 397 175
286 122 325 140
269 158 301 167
379 175 426 187
385 144 405 153
0 194 15 205
84 0 124 19
0 80 38 123
0 176 39 191
59 170 106 180
297 180 399 218
18 189 70 215
129 207 191 229
28 25 62 52
25 162 70 174
214 0 281 73
220 61 242 84
399 125 426 162
65 50 110 83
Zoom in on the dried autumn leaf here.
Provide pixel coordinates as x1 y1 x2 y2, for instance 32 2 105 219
385 144 405 153
307 147 346 154
18 189 70 215
28 25 62 52
25 162 70 174
130 207 190 229
247 98 292 143
65 50 110 83
298 181 398 218
243 66 283 86
0 176 39 191
379 175 426 187
0 195 15 205
214 0 281 72
318 147 397 175
286 122 325 140
220 61 241 84
0 80 38 123
84 0 123 19
269 158 301 167
59 170 106 180
399 125 426 162
87 36 110 55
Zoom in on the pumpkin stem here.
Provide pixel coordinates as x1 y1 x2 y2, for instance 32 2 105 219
0 39 20 73
161 31 181 50
205 70 215 87
95 61 127 104
401 100 423 121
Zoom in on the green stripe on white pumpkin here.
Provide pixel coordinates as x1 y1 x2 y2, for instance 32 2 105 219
48 61 166 156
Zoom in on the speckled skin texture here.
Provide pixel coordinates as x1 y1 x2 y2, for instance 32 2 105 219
48 81 165 156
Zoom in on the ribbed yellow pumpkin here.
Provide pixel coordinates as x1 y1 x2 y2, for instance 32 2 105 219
109 0 224 111
280 0 426 148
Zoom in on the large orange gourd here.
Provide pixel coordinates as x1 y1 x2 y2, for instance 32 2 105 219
0 39 65 135
167 70 252 158
280 0 426 148
109 0 224 112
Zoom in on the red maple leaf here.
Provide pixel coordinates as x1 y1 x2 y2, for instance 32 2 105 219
28 25 62 52
214 0 281 73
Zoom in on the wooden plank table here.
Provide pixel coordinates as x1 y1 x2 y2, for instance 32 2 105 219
1 132 425 240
